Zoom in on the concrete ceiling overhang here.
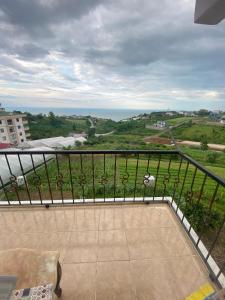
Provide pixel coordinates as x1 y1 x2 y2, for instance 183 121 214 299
195 0 225 24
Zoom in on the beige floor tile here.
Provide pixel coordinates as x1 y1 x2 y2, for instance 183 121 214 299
0 232 14 250
96 261 136 300
29 210 57 233
0 203 214 300
61 263 96 300
54 209 75 232
37 231 71 251
166 256 209 299
126 229 165 260
0 211 25 232
152 227 193 257
64 231 98 263
98 230 129 261
126 229 153 244
131 259 176 300
99 207 124 230
74 208 100 231
145 206 176 228
123 206 149 229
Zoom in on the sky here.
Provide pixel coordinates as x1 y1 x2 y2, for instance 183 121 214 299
0 0 225 111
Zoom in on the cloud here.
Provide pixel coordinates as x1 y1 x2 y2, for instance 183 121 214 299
0 0 225 111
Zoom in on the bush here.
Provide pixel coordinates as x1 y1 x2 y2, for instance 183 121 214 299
75 141 82 147
183 202 221 232
206 152 218 163
200 136 208 151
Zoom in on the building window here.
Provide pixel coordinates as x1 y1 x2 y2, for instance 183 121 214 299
0 128 4 133
21 139 24 143
20 132 23 136
2 136 6 141
18 125 21 129
0 120 2 125
16 118 19 122
9 128 14 133
7 119 13 125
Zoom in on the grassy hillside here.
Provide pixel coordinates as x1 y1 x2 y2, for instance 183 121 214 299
172 123 225 144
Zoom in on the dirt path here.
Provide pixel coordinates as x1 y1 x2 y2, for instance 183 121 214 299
144 136 225 151
177 141 225 151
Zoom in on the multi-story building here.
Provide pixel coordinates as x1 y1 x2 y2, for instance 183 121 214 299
0 105 30 145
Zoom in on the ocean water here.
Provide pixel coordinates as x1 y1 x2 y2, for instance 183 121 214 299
6 107 156 121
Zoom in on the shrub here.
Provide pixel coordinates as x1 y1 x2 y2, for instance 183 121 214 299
183 202 221 233
200 136 208 151
206 152 218 163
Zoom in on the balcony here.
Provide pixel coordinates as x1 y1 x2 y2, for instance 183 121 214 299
0 150 224 299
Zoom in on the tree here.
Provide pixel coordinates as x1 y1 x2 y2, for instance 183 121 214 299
201 139 208 151
72 123 76 131
49 112 57 125
198 109 209 116
88 127 95 138
48 112 62 127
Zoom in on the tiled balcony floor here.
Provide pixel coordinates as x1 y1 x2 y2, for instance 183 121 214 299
0 203 214 300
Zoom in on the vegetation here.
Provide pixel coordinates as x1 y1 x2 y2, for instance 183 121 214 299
25 110 225 180
27 112 90 140
171 123 225 144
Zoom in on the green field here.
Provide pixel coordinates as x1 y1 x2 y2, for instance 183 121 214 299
172 123 225 144
167 117 194 126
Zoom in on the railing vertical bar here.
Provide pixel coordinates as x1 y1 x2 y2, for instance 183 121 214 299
5 154 21 204
55 153 64 203
91 153 95 202
113 154 117 202
216 262 225 279
30 154 42 203
43 154 53 204
80 154 85 202
68 154 75 203
162 155 172 201
182 166 198 223
196 183 220 246
123 154 128 201
103 153 106 202
17 153 31 204
171 157 183 205
133 153 139 201
143 153 151 201
153 154 161 201
0 176 10 205
197 173 208 205
176 161 190 213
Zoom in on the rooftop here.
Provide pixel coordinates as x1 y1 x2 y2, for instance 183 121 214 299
0 110 26 117
0 203 214 300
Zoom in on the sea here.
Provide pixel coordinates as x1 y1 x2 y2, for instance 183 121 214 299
6 107 157 121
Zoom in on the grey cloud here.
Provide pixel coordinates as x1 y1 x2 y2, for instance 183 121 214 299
0 0 225 110
17 44 49 60
0 0 104 32
0 55 36 74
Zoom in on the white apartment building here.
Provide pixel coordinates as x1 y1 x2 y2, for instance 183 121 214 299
0 106 30 145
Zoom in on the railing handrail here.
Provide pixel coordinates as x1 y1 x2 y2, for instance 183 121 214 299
0 149 180 155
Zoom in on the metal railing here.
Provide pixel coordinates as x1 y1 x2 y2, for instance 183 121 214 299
0 149 225 288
